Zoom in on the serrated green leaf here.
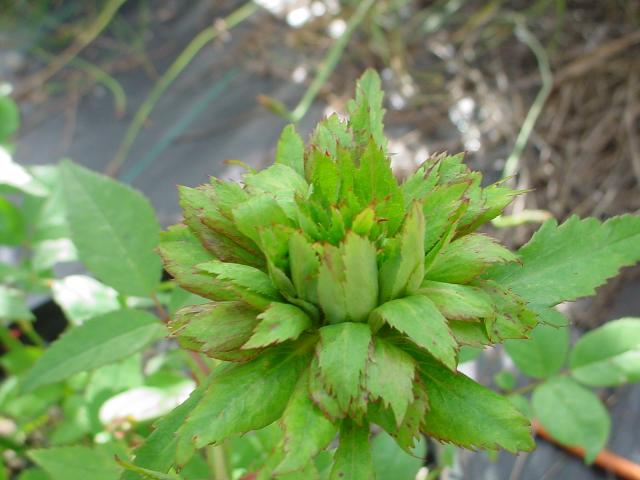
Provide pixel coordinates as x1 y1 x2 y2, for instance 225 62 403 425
414 351 534 453
244 164 308 219
532 376 610 462
370 295 457 370
354 140 404 234
276 124 305 177
366 337 415 425
379 202 425 302
570 317 640 386
232 194 292 246
504 324 569 378
169 302 259 357
158 225 234 301
316 244 348 324
289 231 321 304
22 309 164 392
348 68 386 151
29 445 123 480
60 160 161 296
487 215 640 306
450 320 491 347
318 233 378 323
311 114 352 158
197 259 281 305
417 280 494 320
317 323 371 415
368 384 429 453
176 344 308 457
529 304 569 327
178 185 263 267
243 302 312 349
481 281 537 341
426 233 517 284
330 419 373 480
275 369 338 475
309 148 340 206
342 233 379 322
421 183 469 251
308 355 343 422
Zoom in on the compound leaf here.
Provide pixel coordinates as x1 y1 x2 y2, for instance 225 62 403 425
487 215 640 306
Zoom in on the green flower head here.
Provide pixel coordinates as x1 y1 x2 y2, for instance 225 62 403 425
159 69 535 476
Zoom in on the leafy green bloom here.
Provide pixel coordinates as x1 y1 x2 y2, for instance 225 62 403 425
160 70 538 476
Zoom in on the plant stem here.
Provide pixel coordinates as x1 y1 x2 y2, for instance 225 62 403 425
501 17 553 180
18 320 45 347
106 1 258 177
207 445 230 480
16 0 127 99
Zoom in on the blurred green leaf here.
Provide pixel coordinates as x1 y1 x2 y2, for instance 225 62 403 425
29 444 124 480
0 285 34 324
0 196 25 245
532 376 610 463
504 324 569 378
60 160 161 296
371 431 425 480
22 309 164 392
570 317 640 387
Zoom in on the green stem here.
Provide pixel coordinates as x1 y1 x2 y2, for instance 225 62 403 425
16 0 127 98
106 1 259 177
207 444 230 480
17 320 45 347
501 17 553 179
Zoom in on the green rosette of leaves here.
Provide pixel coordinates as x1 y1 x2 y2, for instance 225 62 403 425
159 70 536 478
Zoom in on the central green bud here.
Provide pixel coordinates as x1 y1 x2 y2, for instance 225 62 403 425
159 70 535 478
